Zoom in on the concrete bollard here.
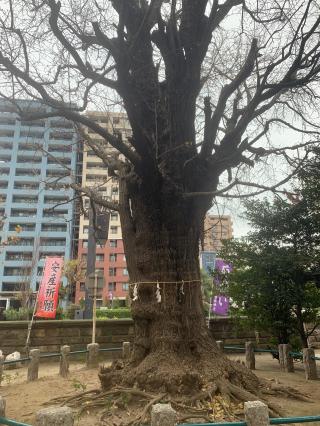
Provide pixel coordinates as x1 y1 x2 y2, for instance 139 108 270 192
28 349 40 382
245 341 255 370
303 348 318 380
151 403 177 426
244 400 269 426
60 345 70 378
216 340 224 352
86 343 99 368
278 344 285 371
122 342 130 360
0 354 4 386
0 395 5 417
35 406 74 426
283 344 294 373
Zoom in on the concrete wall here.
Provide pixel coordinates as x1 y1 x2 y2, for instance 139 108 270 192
0 317 269 356
0 319 134 355
208 317 270 346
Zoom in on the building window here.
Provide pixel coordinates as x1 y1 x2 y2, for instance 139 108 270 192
83 240 88 248
109 268 116 276
113 117 120 125
80 282 85 292
110 226 118 235
122 283 129 291
123 268 128 276
111 212 118 221
109 253 117 262
110 240 117 248
111 187 118 195
96 254 104 262
83 226 89 234
108 282 116 291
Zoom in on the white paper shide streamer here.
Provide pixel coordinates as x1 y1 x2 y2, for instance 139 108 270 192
133 283 138 301
156 282 162 303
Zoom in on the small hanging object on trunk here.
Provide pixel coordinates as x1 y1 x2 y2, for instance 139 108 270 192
132 283 139 301
177 280 184 304
155 281 161 303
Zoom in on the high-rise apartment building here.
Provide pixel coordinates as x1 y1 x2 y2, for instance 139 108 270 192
0 99 78 309
203 214 233 252
75 112 131 307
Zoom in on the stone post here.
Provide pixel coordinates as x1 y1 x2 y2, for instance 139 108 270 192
35 406 74 426
86 343 99 368
245 341 255 370
122 342 130 360
0 395 5 417
283 344 294 372
59 345 70 378
303 348 318 380
28 349 40 382
216 340 224 352
244 400 269 426
278 344 285 371
0 353 4 386
151 403 177 426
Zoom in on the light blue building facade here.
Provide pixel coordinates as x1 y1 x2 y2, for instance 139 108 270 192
0 99 78 309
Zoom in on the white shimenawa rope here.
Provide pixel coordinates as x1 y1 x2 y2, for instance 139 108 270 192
129 279 201 285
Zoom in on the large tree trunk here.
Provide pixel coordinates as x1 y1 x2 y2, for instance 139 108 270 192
99 171 260 395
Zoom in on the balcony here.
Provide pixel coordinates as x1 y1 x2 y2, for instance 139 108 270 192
49 119 74 130
13 182 39 191
10 209 37 218
50 131 74 141
0 129 14 138
15 168 41 177
40 238 66 247
12 196 38 205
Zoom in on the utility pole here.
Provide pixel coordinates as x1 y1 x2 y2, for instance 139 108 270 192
84 207 95 319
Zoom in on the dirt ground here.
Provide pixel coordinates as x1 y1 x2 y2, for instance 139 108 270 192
0 352 319 425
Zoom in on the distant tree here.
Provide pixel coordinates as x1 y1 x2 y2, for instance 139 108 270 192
63 259 86 301
221 156 320 346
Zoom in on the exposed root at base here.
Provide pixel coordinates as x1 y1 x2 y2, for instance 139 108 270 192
45 377 311 425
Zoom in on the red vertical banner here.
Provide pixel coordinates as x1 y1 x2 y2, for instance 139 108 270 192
35 257 64 319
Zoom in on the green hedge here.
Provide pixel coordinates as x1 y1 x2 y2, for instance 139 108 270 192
96 307 131 319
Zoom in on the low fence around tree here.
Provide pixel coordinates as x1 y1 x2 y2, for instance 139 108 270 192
1 340 319 386
217 340 319 380
0 342 128 385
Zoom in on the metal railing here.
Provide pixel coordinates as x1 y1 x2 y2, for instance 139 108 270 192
178 415 320 425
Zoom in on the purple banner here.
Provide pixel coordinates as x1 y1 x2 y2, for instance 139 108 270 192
212 295 230 316
212 259 232 316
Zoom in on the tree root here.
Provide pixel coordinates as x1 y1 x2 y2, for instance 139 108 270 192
44 376 311 425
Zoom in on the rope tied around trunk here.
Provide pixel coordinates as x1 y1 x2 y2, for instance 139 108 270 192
129 280 201 303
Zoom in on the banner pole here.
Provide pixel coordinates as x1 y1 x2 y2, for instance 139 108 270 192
25 266 44 355
92 272 97 344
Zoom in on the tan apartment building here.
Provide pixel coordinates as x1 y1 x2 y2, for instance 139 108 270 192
75 111 131 307
203 214 233 252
